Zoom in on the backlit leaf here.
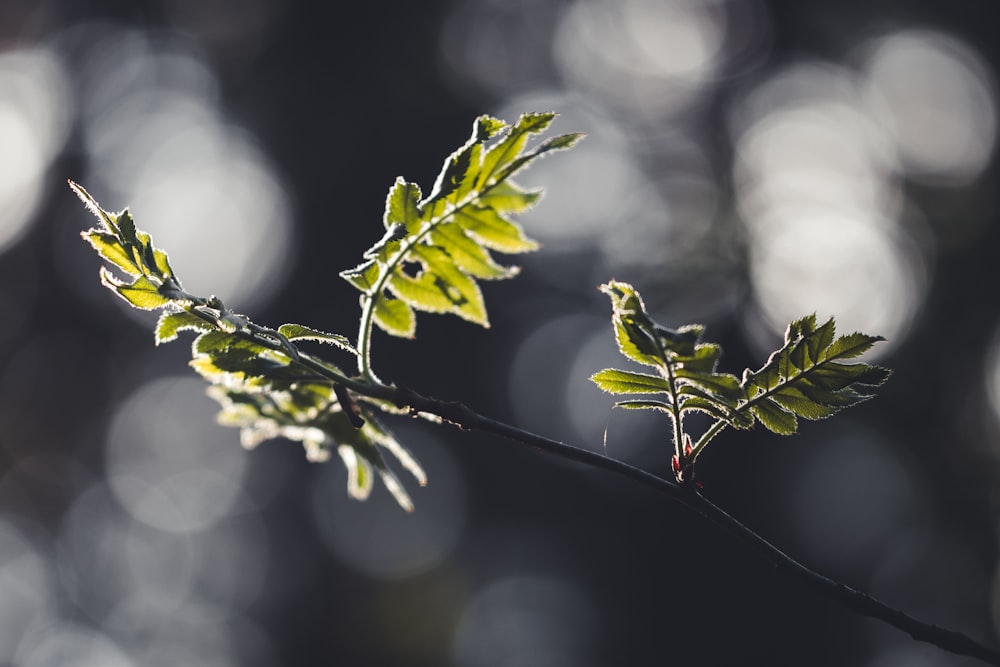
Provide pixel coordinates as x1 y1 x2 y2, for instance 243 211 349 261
594 283 888 471
341 112 578 339
742 314 891 432
100 268 171 310
373 295 416 338
278 323 357 354
751 399 799 435
155 311 214 345
591 368 673 394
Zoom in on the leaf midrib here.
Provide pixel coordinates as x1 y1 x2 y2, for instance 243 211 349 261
740 346 847 413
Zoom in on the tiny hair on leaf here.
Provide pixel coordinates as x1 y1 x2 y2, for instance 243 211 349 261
344 112 583 379
72 180 425 510
592 281 889 481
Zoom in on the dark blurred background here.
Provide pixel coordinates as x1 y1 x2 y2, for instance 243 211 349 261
1 0 1000 665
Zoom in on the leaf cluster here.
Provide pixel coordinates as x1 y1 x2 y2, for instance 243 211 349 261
73 111 582 510
342 112 582 349
72 182 425 510
591 280 890 481
75 109 890 508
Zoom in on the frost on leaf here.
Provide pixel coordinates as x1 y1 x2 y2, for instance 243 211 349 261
341 112 583 337
592 280 890 479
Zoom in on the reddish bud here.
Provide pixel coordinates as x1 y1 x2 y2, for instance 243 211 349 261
671 454 681 474
683 435 693 457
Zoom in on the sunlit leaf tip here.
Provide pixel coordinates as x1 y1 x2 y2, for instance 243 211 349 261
593 280 749 441
741 314 890 435
74 181 182 313
342 112 581 341
69 180 115 233
594 283 889 481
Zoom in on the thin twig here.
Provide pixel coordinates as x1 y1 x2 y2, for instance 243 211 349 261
379 384 1000 666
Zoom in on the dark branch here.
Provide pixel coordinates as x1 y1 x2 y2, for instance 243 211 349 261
380 383 1000 666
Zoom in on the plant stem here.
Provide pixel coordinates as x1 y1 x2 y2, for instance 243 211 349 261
373 384 1000 666
352 174 514 381
690 418 729 463
661 357 686 469
173 302 1000 665
356 294 378 381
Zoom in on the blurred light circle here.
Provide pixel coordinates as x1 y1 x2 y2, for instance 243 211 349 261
553 0 724 118
734 104 900 229
159 0 282 66
107 600 247 667
563 324 662 455
748 212 922 355
127 124 293 307
789 429 924 577
730 60 925 353
508 314 603 442
0 518 55 661
865 644 943 667
438 1 561 100
451 573 598 667
15 624 133 667
106 376 249 532
190 514 269 610
0 47 72 255
980 328 1000 434
75 27 293 309
311 431 465 579
861 29 997 186
56 483 136 620
496 92 660 248
123 521 197 614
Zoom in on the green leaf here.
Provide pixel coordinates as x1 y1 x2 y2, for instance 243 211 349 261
477 181 542 214
342 112 578 341
425 114 507 205
591 368 673 394
599 281 663 368
116 208 138 246
207 379 425 511
453 206 539 253
388 271 458 313
595 282 889 472
409 244 487 325
384 178 424 232
493 131 586 183
71 164 426 512
100 267 172 310
680 396 752 426
341 259 380 293
373 295 416 338
338 444 374 501
82 230 139 276
751 399 799 435
674 367 744 401
477 112 556 187
824 332 885 360
429 222 517 279
613 399 673 412
70 181 118 234
155 311 214 345
770 388 840 420
76 181 182 308
594 280 756 449
385 248 488 326
741 315 891 433
278 324 357 354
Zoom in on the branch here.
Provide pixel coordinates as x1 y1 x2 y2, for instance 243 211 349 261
71 179 996 661
375 384 1000 666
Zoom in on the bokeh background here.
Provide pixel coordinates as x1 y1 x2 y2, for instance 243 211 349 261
1 0 1000 664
